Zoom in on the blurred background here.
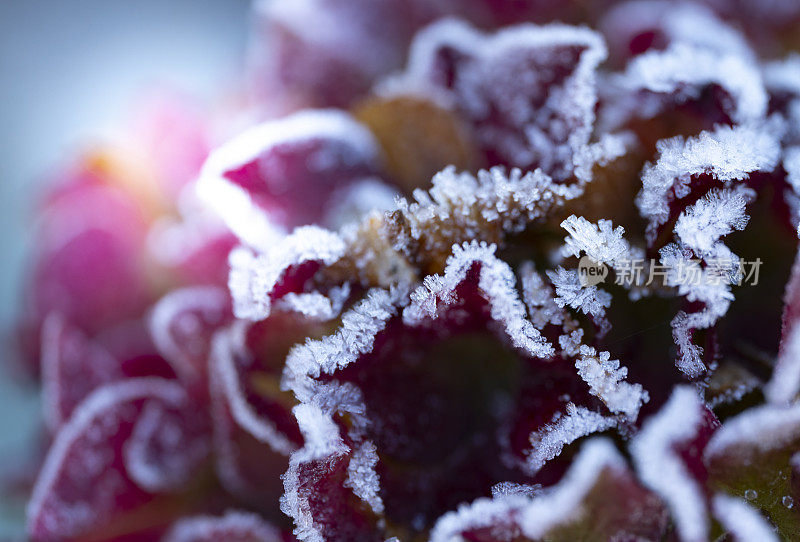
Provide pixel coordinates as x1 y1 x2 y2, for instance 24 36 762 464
0 0 250 535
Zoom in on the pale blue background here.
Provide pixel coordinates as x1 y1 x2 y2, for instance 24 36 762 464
0 0 251 535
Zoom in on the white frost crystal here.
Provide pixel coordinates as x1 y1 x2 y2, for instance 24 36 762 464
228 226 347 321
386 18 607 181
631 386 709 542
576 345 649 421
621 42 767 124
526 404 618 473
638 123 781 241
712 494 779 542
404 241 554 359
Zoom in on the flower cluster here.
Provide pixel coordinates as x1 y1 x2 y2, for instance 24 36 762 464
12 1 800 541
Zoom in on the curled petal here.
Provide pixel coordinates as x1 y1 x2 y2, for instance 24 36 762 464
631 386 719 542
149 286 233 382
40 313 124 431
712 493 779 542
197 109 384 251
27 379 204 541
430 438 668 542
386 19 607 180
599 0 753 64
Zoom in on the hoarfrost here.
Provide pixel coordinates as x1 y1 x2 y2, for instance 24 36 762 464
196 109 380 251
283 288 399 403
600 1 754 60
27 379 185 540
712 493 779 542
430 439 627 542
210 327 297 456
631 386 708 542
343 441 384 514
228 226 346 321
638 123 780 242
547 267 611 322
560 215 639 266
403 241 554 359
576 345 649 421
621 43 767 124
385 19 607 181
704 402 800 460
519 262 574 331
149 285 231 381
390 166 580 262
674 186 755 256
526 404 618 473
520 438 628 537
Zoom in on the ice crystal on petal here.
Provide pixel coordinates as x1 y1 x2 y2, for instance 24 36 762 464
659 243 739 377
428 493 529 542
674 186 755 256
149 286 232 382
343 440 384 515
275 286 351 322
389 166 580 266
280 404 375 542
163 511 282 542
704 402 800 538
600 1 754 62
40 313 123 432
631 386 712 542
123 396 210 493
228 226 347 321
767 251 800 403
27 379 188 540
547 267 611 322
621 43 767 124
670 311 709 379
638 123 781 240
209 324 304 510
521 439 629 537
519 262 574 331
712 493 780 542
560 215 638 266
284 288 399 402
147 194 238 287
526 404 618 472
431 438 667 541
197 109 382 251
704 402 800 459
764 53 800 98
786 146 800 187
404 241 554 359
385 19 607 180
210 327 298 457
576 345 649 421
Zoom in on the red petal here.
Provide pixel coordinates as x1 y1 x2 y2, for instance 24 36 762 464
27 379 202 541
163 511 284 542
150 286 233 383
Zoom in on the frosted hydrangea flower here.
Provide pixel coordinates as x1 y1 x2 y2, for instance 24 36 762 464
10 1 800 541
